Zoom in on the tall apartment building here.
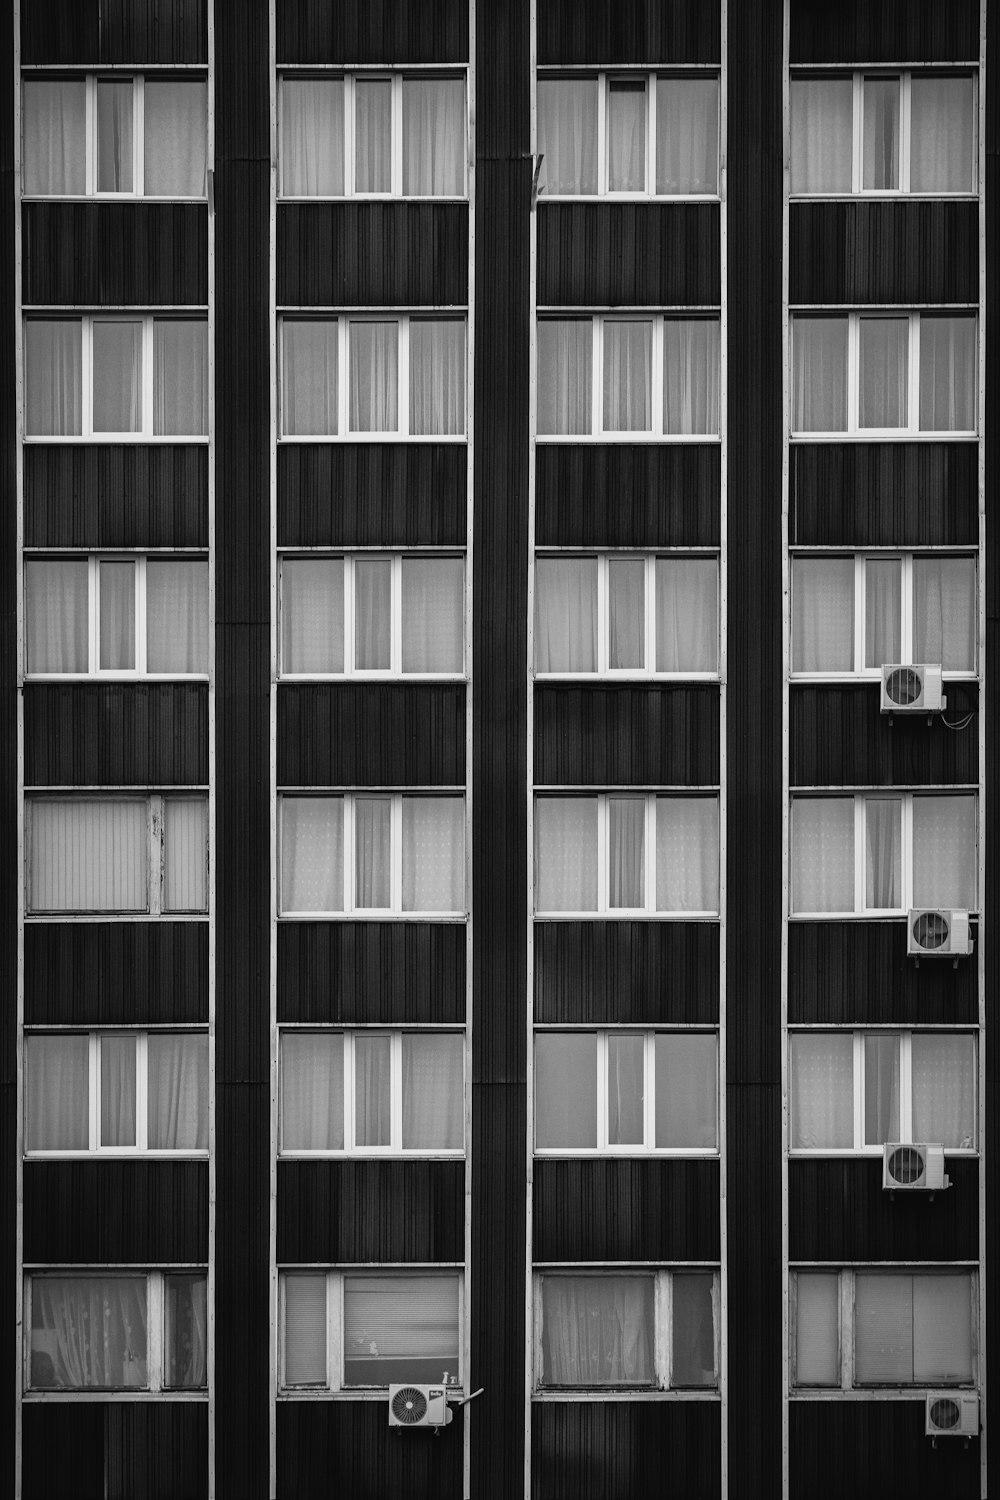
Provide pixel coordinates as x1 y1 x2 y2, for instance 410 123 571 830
2 1 996 1496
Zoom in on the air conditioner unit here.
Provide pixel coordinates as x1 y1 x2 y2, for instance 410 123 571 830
882 1142 949 1192
388 1384 453 1429
907 908 974 958
926 1392 979 1438
880 663 946 714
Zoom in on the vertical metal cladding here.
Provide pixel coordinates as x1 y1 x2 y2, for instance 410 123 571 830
787 921 979 1026
531 1403 722 1500
20 0 208 65
23 1404 209 1500
277 683 466 787
789 0 979 65
532 1159 721 1262
535 445 721 548
533 921 721 1025
277 921 467 1024
537 203 721 306
789 201 979 306
788 1158 979 1262
23 1160 209 1263
23 683 209 787
22 203 209 306
536 0 721 66
789 684 979 787
276 1160 465 1263
23 446 210 550
24 922 209 1026
276 0 468 65
276 1402 464 1499
278 203 469 307
788 1402 980 1500
533 685 721 785
277 443 467 548
790 443 979 548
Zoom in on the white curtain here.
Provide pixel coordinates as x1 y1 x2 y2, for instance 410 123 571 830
99 559 136 670
859 317 908 429
97 80 134 192
154 319 208 436
789 1032 854 1148
144 81 208 196
402 79 465 196
401 557 464 672
791 558 854 673
863 1032 900 1143
655 558 718 672
164 799 207 912
912 557 976 671
534 558 598 672
343 1274 459 1386
355 796 391 907
655 77 718 194
25 1034 90 1151
910 77 975 194
655 796 719 912
22 79 86 195
537 319 593 435
100 1033 136 1147
655 1033 718 1149
30 1276 147 1390
789 78 852 194
281 558 344 673
608 559 644 669
25 559 88 674
148 1033 209 1150
863 77 900 190
281 796 344 912
864 798 901 910
607 1033 643 1143
281 79 344 195
919 316 977 432
534 1032 597 1148
792 317 848 433
534 797 598 912
146 560 209 673
354 558 392 669
608 797 645 908
349 321 397 432
536 78 598 195
607 82 646 191
282 319 339 436
864 558 901 668
402 1033 463 1148
283 1274 327 1385
672 1274 716 1386
794 1273 840 1385
401 796 464 911
355 1033 392 1145
541 1275 653 1386
410 319 465 436
663 320 719 436
29 799 146 912
603 320 651 432
855 1273 972 1384
912 794 977 910
791 798 854 913
355 79 391 192
163 1274 207 1389
25 319 82 436
911 1034 976 1149
281 1032 344 1150
92 319 142 433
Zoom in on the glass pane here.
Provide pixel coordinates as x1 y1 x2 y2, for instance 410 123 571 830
163 798 207 912
97 80 134 192
791 798 854 914
608 797 645 909
280 796 344 912
281 559 345 673
146 560 209 674
343 1274 459 1386
534 1033 597 1149
23 79 86 195
790 78 852 194
355 1034 392 1146
655 559 718 673
789 1032 854 1149
859 318 908 429
401 796 464 912
655 797 719 913
98 560 136 670
913 1275 973 1383
537 78 598 195
608 559 644 669
282 319 338 435
912 794 977 909
25 559 88 674
864 798 901 910
607 1033 644 1145
355 79 391 192
791 558 854 673
655 1033 718 1149
540 1274 654 1386
663 319 720 435
409 318 465 435
281 78 344 195
100 1034 136 1147
603 321 651 432
655 77 718 194
864 559 901 668
153 320 208 436
911 1034 976 1150
863 1033 900 1144
537 319 593 435
910 76 976 193
147 1033 208 1150
355 796 391 908
401 557 464 673
349 321 398 432
402 1033 464 1149
163 1275 207 1388
29 799 147 912
29 1275 147 1389
912 557 976 672
283 1274 328 1386
92 320 143 433
25 319 82 436
919 316 977 432
792 317 848 431
25 1034 90 1151
855 1274 912 1383
608 80 646 191
535 558 598 672
354 559 391 670
863 76 900 190
281 1032 344 1151
144 80 208 196
672 1274 716 1386
534 796 598 912
402 78 465 195
794 1273 840 1385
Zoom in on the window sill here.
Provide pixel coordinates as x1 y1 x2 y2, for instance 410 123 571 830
789 192 979 203
23 1390 208 1403
278 912 468 923
532 1388 720 1402
534 673 720 684
278 194 469 204
788 912 979 922
277 1388 464 1401
277 434 467 445
534 1149 719 1160
25 1151 210 1161
22 195 209 205
789 673 978 685
279 1150 465 1160
788 1149 979 1160
278 673 467 684
790 1388 978 1402
536 434 721 445
537 193 721 204
23 435 210 445
534 912 720 922
789 433 978 444
25 912 210 923
25 674 211 684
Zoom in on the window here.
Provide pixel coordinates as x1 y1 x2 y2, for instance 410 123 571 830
536 73 719 197
25 795 208 915
279 554 464 676
25 1270 207 1392
279 315 466 438
537 315 720 438
279 1029 464 1154
279 793 465 916
22 74 208 197
24 555 209 676
790 72 977 196
534 1269 718 1391
790 792 977 916
791 1269 977 1390
534 553 718 676
791 312 977 436
279 72 466 198
534 1030 718 1153
24 316 208 439
791 553 977 676
789 1030 977 1152
24 1031 208 1154
280 1269 462 1391
534 794 719 916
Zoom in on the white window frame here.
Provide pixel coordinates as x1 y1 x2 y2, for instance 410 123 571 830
532 1268 720 1393
278 1267 464 1394
23 1269 209 1396
278 1027 465 1157
535 70 721 201
277 552 467 679
532 1028 719 1157
789 310 979 439
789 1268 979 1392
788 1028 979 1156
789 70 979 199
789 790 979 918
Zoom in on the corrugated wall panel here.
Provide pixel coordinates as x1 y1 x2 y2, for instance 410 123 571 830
23 445 209 550
278 204 468 308
22 1404 207 1500
533 1159 720 1261
22 1405 106 1500
789 685 979 787
276 0 469 64
534 685 720 786
534 920 719 1025
277 1160 464 1263
278 443 466 548
536 0 720 65
789 0 979 64
790 442 979 548
537 204 720 306
278 921 466 1023
276 1401 464 1500
788 921 979 1025
788 1401 980 1500
21 0 208 64
24 921 209 1025
24 683 208 787
23 1161 208 1263
789 1159 978 1262
790 202 979 307
531 1402 721 1500
23 204 208 307
277 684 465 787
535 444 720 548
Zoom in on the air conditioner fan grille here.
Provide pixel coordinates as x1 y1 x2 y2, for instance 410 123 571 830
913 911 950 950
885 666 922 706
391 1386 428 1424
930 1397 961 1431
887 1145 926 1185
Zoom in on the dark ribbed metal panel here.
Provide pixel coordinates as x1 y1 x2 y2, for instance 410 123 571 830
23 1161 208 1263
278 921 466 1023
535 445 720 548
790 202 979 307
278 443 466 548
536 0 720 65
788 921 979 1025
21 0 208 64
531 1402 721 1500
276 1402 464 1500
790 684 979 787
22 1405 105 1500
789 1401 980 1500
791 443 979 548
23 204 208 307
534 921 719 1025
278 204 468 307
24 445 209 550
533 1160 720 1261
985 5 999 1479
23 1404 208 1500
276 0 468 64
24 921 208 1025
278 684 465 787
789 1158 978 1262
24 684 208 787
277 1160 464 1262
789 0 979 64
534 685 720 786
538 205 720 307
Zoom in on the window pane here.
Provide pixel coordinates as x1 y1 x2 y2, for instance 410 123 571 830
535 558 598 672
663 319 719 435
355 1034 392 1146
910 77 976 193
29 1275 147 1389
540 1274 653 1386
607 1033 644 1144
402 78 465 195
535 1033 597 1148
863 76 900 190
912 557 976 672
919 316 977 432
92 320 142 433
608 797 645 909
864 558 901 668
401 558 464 673
794 1273 840 1385
354 558 391 670
864 798 901 910
859 317 908 429
789 1033 854 1149
402 1033 464 1149
29 799 147 912
603 320 651 431
537 78 598 194
23 79 86 195
25 1035 90 1151
163 798 207 912
855 1273 912 1383
25 559 88 674
282 78 344 195
911 1034 976 1149
25 319 82 436
608 80 646 191
913 1275 973 1383
790 78 852 194
863 1033 900 1144
410 318 466 435
100 1034 136 1147
608 559 644 669
97 80 134 192
655 1033 718 1149
146 560 209 673
792 317 848 432
534 796 598 911
349 321 398 432
154 320 208 436
537 319 593 435
281 796 344 912
655 559 718 673
164 1274 207 1389
401 796 464 911
282 319 338 435
281 558 345 673
355 79 391 192
99 560 136 670
672 1274 716 1386
281 1032 344 1151
343 1274 459 1386
655 797 719 912
283 1273 328 1386
144 80 208 196
912 794 977 909
791 558 854 673
355 795 391 908
655 77 718 193
147 1033 209 1150
791 798 854 914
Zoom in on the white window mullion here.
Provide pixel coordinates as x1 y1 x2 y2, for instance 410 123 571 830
344 794 356 913
398 316 410 438
853 1031 864 1150
135 1033 148 1150
597 795 609 913
597 74 607 196
899 1032 913 1143
853 795 865 914
143 315 155 437
908 313 921 434
899 73 911 192
841 1271 854 1390
391 1031 403 1149
645 73 655 195
644 795 656 914
657 1272 671 1390
330 1272 343 1392
89 1032 100 1151
148 1272 163 1392
391 793 403 913
852 74 863 192
596 1031 608 1150
344 76 356 196
593 319 603 436
596 555 608 672
651 316 664 437
134 75 145 195
391 74 403 195
149 794 162 916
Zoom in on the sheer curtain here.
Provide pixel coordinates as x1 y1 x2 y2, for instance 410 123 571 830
282 319 339 435
912 794 977 909
281 558 345 673
92 320 142 433
789 1032 854 1148
655 1033 718 1148
655 558 719 672
164 1274 207 1389
535 1033 598 1148
792 317 848 432
537 319 593 435
608 797 645 908
350 321 397 432
25 559 89 673
144 80 208 196
859 317 908 429
672 1274 716 1386
862 76 900 190
535 558 598 672
164 799 208 912
863 1033 900 1143
402 797 464 911
281 79 344 195
355 79 391 192
354 558 391 669
283 1273 328 1385
401 558 464 672
343 1274 459 1385
154 320 208 436
100 1034 136 1147
30 1276 147 1389
22 79 86 195
864 798 901 909
355 1034 392 1146
603 321 651 432
655 796 719 912
607 1033 644 1144
29 799 146 912
864 559 901 667
608 82 646 191
536 78 598 195
25 1034 90 1151
789 78 852 194
913 557 976 671
99 560 136 670
146 560 209 673
791 797 854 913
402 1033 463 1148
355 796 391 907
281 1033 345 1150
794 1273 840 1385
402 79 465 195
97 80 134 192
655 77 718 194
25 319 82 436
663 320 719 435
919 316 977 432
608 559 644 669
148 1033 209 1150
911 1034 976 1148
910 77 976 193
409 319 465 436
791 558 854 673
541 1275 653 1385
534 797 598 911
281 796 344 912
